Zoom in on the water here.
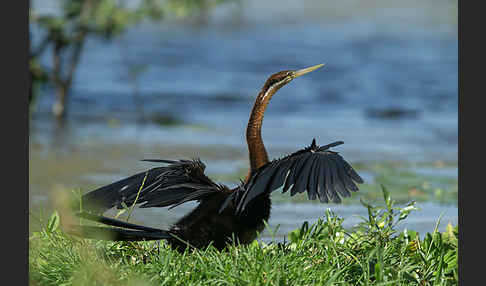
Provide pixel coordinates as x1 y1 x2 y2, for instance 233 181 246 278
30 22 458 162
29 0 458 236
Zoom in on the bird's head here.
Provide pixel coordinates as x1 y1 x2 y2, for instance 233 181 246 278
260 64 325 100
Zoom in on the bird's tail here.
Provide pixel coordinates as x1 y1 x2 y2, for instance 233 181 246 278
67 212 173 241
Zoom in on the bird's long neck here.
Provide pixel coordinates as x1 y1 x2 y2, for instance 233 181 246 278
245 85 277 181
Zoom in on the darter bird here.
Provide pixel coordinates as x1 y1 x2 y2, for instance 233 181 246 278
69 64 364 251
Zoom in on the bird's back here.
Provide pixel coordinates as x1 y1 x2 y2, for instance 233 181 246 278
168 188 271 251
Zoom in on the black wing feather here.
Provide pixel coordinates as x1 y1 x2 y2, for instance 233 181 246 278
342 160 364 183
282 158 300 193
316 162 329 203
323 156 341 203
290 154 315 196
82 159 223 213
232 139 363 214
67 212 173 241
334 157 359 192
76 212 163 232
247 164 280 199
69 225 172 241
306 156 320 200
329 157 351 198
268 161 292 191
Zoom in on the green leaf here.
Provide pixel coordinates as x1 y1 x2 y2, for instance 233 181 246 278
381 184 390 205
443 250 458 274
114 208 127 219
374 261 383 282
403 229 418 241
434 246 445 283
299 221 309 238
401 271 419 283
442 222 458 247
46 211 60 233
324 268 345 286
288 229 300 243
398 201 419 221
433 212 445 233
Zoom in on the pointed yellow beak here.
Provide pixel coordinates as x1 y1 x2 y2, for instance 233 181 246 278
292 63 325 78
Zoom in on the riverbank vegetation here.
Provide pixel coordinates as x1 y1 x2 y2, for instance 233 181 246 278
29 187 458 285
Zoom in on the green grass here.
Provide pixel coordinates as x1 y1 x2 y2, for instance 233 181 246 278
29 186 458 286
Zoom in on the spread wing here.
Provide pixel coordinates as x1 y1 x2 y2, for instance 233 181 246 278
82 159 224 213
232 139 364 214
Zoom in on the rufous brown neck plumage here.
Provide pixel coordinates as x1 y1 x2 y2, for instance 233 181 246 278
244 64 325 182
245 71 292 181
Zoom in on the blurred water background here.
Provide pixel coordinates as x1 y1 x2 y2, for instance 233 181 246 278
29 0 458 240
